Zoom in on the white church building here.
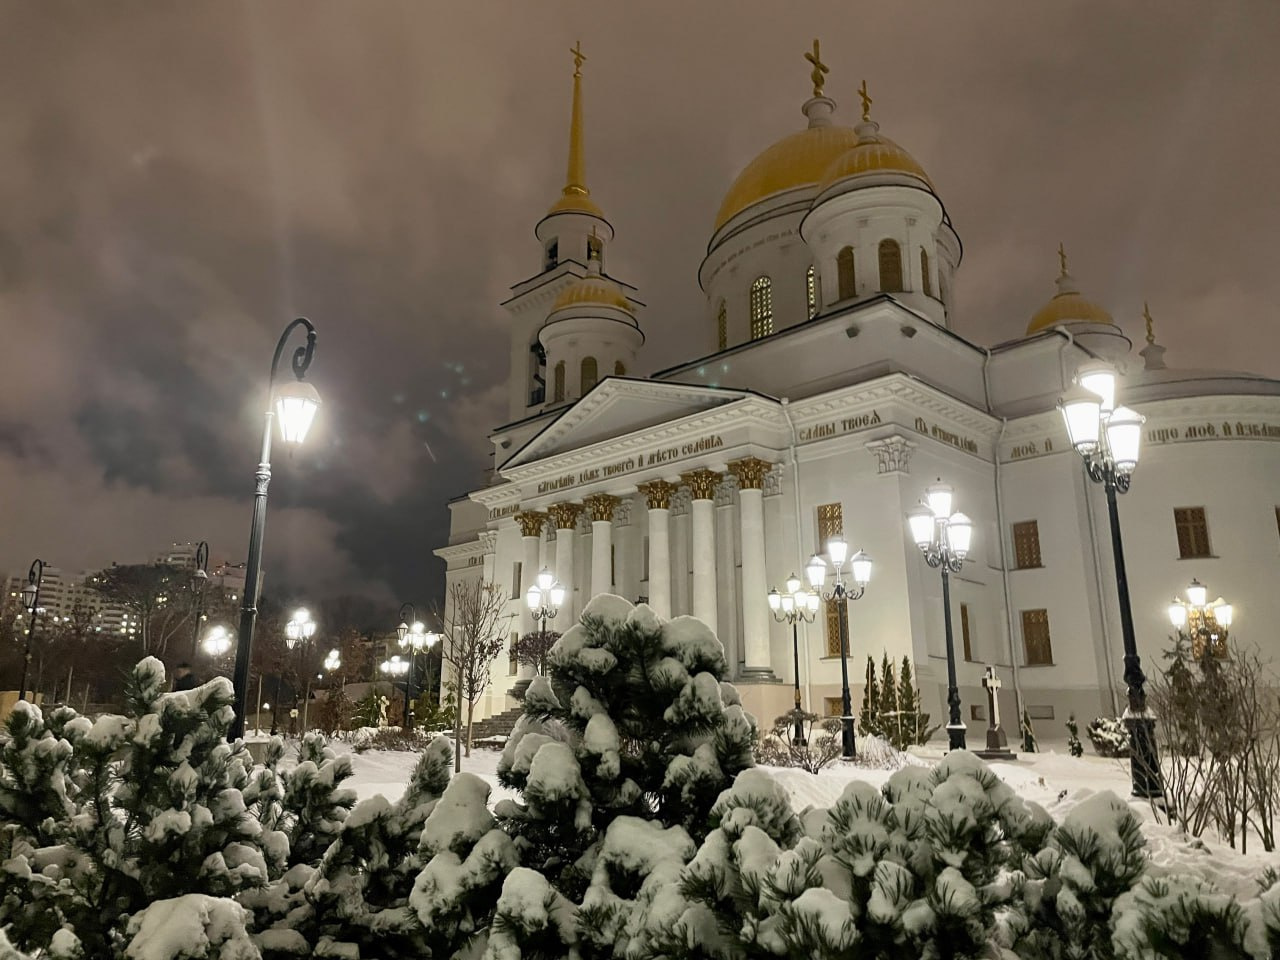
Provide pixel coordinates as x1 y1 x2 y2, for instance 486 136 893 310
435 44 1280 738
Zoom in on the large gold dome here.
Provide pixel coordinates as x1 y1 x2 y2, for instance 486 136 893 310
713 123 862 233
552 273 633 314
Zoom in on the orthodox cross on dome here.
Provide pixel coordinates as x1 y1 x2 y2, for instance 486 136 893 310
1057 242 1070 279
1144 301 1155 345
804 39 829 98
858 79 873 122
570 39 586 78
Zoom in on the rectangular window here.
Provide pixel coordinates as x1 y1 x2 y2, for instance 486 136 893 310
509 631 519 676
1021 609 1053 666
960 603 973 661
1012 520 1042 569
816 502 844 553
610 545 616 587
1174 507 1212 559
824 697 844 718
511 561 522 600
970 704 987 723
1028 705 1055 721
825 599 843 657
642 536 650 580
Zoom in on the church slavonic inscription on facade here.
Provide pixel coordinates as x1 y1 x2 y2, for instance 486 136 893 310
534 435 724 494
796 411 881 443
1147 421 1280 445
914 417 979 454
1007 438 1055 461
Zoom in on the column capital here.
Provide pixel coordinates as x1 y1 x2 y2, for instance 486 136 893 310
478 530 498 554
681 468 721 501
547 501 583 530
638 479 678 510
583 493 620 522
865 434 917 475
514 511 547 538
727 456 774 491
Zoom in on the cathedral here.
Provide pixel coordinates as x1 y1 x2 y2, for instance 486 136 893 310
435 42 1280 738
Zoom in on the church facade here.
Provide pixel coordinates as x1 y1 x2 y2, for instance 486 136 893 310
435 43 1280 738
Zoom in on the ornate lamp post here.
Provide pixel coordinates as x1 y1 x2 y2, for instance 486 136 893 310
379 654 409 725
229 318 322 742
396 603 440 730
1059 360 1161 799
18 559 47 702
525 567 566 676
323 648 342 695
806 536 872 759
906 479 973 751
279 608 316 735
189 541 210 658
768 574 820 745
1168 579 1234 660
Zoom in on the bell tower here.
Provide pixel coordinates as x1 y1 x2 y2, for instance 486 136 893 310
501 42 640 421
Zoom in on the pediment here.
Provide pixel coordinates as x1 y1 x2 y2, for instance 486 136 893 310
502 378 751 469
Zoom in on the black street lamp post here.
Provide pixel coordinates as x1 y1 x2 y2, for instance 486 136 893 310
1059 362 1162 799
18 559 47 702
525 568 565 689
396 603 439 730
190 541 209 659
768 575 820 745
907 479 974 751
229 319 321 742
806 537 872 759
275 608 315 737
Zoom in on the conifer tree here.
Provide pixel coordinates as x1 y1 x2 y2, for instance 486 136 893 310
878 651 898 744
496 594 757 941
1066 714 1084 757
895 655 933 749
0 659 280 957
859 654 881 739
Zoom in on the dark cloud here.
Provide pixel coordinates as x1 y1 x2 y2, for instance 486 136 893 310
1 1 1277 612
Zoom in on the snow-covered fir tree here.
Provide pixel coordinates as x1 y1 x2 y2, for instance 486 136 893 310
493 594 757 951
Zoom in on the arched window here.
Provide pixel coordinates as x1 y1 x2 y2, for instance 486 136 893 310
716 299 728 349
587 234 603 263
806 266 818 319
544 240 558 271
920 248 932 298
878 239 903 293
837 246 856 301
614 360 626 376
749 276 773 339
581 356 598 394
553 361 565 402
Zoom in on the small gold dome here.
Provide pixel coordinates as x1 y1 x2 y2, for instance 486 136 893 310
714 122 862 232
548 189 604 219
1026 291 1114 334
1026 245 1115 334
552 273 633 313
818 126 933 191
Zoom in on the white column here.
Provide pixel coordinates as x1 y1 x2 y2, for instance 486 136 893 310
730 458 775 679
548 503 581 631
683 469 719 633
514 512 545 689
585 494 618 599
639 480 676 618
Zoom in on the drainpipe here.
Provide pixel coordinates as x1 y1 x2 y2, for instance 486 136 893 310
780 397 813 714
983 348 1025 718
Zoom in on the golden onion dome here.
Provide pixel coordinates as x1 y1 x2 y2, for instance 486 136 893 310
1026 245 1115 335
552 271 633 314
818 123 933 191
713 121 862 232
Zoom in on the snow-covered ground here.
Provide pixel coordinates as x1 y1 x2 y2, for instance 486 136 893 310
340 740 1280 901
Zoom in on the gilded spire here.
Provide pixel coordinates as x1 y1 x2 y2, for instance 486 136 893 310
548 40 603 218
804 39 829 98
858 79 873 122
1143 301 1155 345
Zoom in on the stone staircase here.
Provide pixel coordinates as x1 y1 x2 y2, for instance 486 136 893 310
458 705 525 745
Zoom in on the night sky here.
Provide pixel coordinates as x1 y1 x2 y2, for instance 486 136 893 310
2 2 1277 611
